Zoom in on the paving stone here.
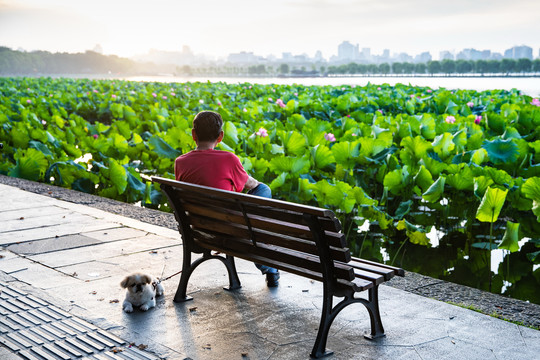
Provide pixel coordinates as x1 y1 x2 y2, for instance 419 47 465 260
0 220 119 246
7 234 104 255
81 227 150 243
28 235 179 268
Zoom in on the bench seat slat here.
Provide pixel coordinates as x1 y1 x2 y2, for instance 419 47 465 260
348 260 397 281
192 230 355 281
350 256 405 277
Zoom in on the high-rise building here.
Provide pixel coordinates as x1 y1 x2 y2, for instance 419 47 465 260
337 41 359 61
504 46 533 59
439 51 454 60
414 52 432 63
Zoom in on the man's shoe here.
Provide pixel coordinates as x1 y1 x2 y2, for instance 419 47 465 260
266 272 280 287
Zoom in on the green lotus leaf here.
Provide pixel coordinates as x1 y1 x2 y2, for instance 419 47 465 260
432 133 455 159
269 172 288 191
476 187 508 223
484 167 514 187
446 165 474 191
401 136 432 162
395 200 413 220
335 181 356 213
332 141 360 168
499 221 520 252
269 156 310 176
359 205 393 230
278 130 306 156
471 148 487 165
28 140 53 157
353 186 377 206
222 121 239 148
9 148 48 181
482 138 519 165
414 165 433 193
148 135 182 159
422 176 445 203
522 177 540 221
452 128 467 149
311 180 343 207
473 176 494 199
310 144 335 170
419 114 436 140
396 219 430 246
383 166 410 195
109 158 128 195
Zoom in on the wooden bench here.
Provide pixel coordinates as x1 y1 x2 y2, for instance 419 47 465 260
152 177 404 358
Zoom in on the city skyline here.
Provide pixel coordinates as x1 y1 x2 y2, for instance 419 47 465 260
1 0 539 61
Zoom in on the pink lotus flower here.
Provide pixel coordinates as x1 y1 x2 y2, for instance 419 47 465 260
217 101 222 106
152 93 157 97
377 87 382 90
294 92 298 96
86 92 90 96
199 99 204 104
467 101 474 108
41 120 47 125
268 97 273 102
243 108 247 112
171 92 175 96
324 133 336 142
531 98 540 106
426 89 432 93
376 109 383 115
163 96 167 100
351 133 357 136
347 114 351 118
93 89 98 93
26 99 31 104
474 115 482 125
93 134 98 139
249 86 252 89
130 91 136 95
111 94 117 99
276 99 286 108
255 127 268 137
445 116 456 124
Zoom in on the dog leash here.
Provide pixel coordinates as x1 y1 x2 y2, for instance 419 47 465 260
157 264 182 283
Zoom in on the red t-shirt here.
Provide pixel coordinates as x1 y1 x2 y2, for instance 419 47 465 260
174 149 249 192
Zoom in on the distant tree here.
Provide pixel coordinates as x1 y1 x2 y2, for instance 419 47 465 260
278 63 289 74
441 59 456 75
367 64 378 74
533 59 540 73
427 60 441 75
516 58 532 73
455 60 473 74
486 60 500 74
475 60 488 75
320 66 326 74
501 59 516 75
402 62 415 74
414 63 426 74
392 62 403 74
379 63 390 75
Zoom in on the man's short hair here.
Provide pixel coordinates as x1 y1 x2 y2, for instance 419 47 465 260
193 111 223 142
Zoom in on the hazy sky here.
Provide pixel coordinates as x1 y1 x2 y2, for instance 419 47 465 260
1 0 539 59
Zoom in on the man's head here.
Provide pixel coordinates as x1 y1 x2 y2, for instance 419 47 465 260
192 111 223 142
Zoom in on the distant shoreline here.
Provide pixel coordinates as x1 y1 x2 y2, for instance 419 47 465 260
1 73 540 79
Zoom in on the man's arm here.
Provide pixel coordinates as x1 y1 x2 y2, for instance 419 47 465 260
244 176 260 190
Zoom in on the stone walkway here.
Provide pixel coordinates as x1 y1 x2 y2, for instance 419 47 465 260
1 183 539 359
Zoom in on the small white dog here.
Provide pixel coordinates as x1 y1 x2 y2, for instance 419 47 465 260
120 273 164 313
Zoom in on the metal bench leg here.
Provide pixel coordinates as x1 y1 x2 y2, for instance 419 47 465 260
222 255 241 291
173 250 198 303
310 292 335 359
363 285 385 339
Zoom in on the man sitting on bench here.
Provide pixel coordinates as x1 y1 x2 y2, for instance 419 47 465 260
174 110 280 287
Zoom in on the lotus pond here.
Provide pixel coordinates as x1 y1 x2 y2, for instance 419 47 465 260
1 77 539 304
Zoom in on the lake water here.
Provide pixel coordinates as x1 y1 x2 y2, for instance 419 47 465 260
120 75 540 97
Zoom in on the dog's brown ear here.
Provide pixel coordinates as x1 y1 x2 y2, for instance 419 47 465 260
120 276 130 288
142 274 152 284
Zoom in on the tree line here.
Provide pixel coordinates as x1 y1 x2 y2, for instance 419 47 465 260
327 58 540 76
0 47 172 75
